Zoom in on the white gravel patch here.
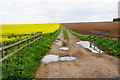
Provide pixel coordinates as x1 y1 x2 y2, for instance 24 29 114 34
76 41 104 53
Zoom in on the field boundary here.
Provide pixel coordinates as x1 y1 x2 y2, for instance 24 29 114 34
65 26 119 56
0 33 42 62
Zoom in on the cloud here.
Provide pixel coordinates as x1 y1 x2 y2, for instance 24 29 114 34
0 0 119 24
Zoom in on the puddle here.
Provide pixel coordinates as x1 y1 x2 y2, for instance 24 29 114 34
41 54 77 63
76 42 81 44
76 41 104 54
60 56 77 61
59 47 69 51
41 55 59 63
55 41 62 46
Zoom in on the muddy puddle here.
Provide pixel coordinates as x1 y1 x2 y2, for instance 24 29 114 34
41 54 77 63
55 41 62 46
60 56 77 61
76 41 104 53
59 47 69 51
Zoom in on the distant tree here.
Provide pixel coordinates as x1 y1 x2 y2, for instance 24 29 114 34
113 18 120 22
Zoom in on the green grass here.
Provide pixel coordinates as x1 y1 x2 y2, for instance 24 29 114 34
2 28 61 79
63 28 69 41
2 34 41 56
69 29 120 56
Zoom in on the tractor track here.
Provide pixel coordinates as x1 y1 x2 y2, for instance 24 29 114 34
35 28 119 78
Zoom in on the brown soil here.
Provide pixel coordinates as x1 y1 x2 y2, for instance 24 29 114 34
62 22 118 36
35 28 119 78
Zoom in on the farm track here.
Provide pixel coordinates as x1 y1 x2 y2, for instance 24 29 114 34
35 28 119 78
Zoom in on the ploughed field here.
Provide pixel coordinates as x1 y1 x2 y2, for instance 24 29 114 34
62 22 118 36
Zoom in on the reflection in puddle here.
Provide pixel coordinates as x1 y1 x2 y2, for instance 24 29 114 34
41 55 59 63
76 41 104 54
60 56 77 61
59 47 69 51
41 54 77 63
55 41 62 46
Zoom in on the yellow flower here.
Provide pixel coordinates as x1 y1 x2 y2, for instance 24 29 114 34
2 23 60 34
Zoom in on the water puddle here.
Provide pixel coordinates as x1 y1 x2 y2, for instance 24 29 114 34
76 41 81 44
55 41 62 46
60 56 77 61
59 47 69 51
41 55 59 63
76 41 104 54
41 54 77 63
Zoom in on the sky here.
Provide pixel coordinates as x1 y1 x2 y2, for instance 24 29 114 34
0 0 119 24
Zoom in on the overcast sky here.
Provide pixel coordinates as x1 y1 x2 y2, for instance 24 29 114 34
0 0 119 24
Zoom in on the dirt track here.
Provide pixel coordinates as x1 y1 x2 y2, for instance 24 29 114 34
35 28 118 78
62 22 118 36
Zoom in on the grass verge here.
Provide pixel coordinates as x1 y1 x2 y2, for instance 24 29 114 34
69 29 120 56
2 28 61 79
63 28 69 41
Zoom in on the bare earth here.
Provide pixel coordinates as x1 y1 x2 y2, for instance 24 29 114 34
35 28 118 78
62 22 118 36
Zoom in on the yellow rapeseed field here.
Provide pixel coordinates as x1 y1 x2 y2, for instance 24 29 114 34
1 23 60 34
1 23 60 43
